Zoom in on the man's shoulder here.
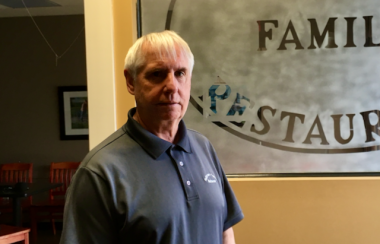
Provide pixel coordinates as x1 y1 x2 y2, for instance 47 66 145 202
186 128 216 154
187 128 210 143
186 128 221 171
80 127 138 172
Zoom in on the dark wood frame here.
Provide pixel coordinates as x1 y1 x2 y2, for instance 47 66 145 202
58 86 88 140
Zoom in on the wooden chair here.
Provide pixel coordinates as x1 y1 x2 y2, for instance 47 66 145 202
30 162 80 240
0 163 33 221
0 164 33 184
0 225 30 244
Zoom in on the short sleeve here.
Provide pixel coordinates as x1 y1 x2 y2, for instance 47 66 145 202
60 167 119 244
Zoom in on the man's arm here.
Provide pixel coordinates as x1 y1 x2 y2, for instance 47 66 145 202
60 168 118 244
223 227 236 244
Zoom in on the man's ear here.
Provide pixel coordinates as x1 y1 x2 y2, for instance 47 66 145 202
124 69 135 95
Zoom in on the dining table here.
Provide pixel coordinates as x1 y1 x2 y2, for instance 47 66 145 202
0 182 63 226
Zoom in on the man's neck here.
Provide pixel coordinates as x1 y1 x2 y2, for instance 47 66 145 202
133 111 179 144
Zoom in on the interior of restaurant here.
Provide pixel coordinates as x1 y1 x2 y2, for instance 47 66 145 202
0 1 87 243
1 0 380 244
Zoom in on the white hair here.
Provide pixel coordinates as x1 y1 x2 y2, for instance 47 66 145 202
124 30 194 79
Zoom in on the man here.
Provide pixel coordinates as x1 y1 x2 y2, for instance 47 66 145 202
60 30 243 244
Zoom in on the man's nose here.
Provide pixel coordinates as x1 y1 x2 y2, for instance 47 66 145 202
164 71 178 93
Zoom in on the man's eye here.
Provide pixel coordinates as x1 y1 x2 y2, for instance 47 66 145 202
152 71 161 77
149 71 165 79
176 71 185 77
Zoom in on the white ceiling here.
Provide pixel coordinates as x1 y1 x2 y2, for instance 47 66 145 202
0 0 84 18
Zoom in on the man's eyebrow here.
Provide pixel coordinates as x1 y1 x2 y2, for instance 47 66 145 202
145 66 167 72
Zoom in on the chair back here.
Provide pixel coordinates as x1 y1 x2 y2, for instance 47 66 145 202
49 162 80 200
0 163 33 183
0 163 33 203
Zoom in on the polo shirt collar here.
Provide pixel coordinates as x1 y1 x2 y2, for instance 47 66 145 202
123 108 192 159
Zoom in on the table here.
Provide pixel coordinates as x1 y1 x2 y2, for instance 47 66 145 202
0 224 30 244
0 183 63 226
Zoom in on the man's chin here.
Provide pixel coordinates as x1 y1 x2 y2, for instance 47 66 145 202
156 112 183 123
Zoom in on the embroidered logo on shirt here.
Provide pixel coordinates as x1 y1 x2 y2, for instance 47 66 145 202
204 174 217 183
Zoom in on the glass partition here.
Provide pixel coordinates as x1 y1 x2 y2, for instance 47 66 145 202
140 0 380 175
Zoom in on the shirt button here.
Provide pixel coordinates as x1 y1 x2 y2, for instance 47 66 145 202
187 181 191 186
179 161 184 166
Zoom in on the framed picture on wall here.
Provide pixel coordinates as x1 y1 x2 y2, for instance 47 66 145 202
58 86 88 140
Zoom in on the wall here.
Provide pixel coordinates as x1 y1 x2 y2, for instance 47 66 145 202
113 0 137 129
85 1 380 243
0 16 89 186
84 0 136 149
230 178 380 244
83 0 118 149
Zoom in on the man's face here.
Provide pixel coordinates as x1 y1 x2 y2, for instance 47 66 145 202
128 46 192 125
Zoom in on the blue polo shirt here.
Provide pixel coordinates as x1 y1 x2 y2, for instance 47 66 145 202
60 108 243 244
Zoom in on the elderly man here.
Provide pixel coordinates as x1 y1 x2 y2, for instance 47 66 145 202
60 31 243 244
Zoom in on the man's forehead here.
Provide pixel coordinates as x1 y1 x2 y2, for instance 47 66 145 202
142 45 189 68
143 44 183 59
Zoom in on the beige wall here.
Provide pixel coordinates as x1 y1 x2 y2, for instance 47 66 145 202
112 0 137 128
84 0 136 149
84 0 117 149
85 1 380 243
230 178 380 244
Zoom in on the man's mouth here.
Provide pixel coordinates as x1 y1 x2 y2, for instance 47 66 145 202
158 102 179 105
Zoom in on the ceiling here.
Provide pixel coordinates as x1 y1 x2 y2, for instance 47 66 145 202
0 0 84 18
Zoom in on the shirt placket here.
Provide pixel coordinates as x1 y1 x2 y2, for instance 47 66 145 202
169 146 199 201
